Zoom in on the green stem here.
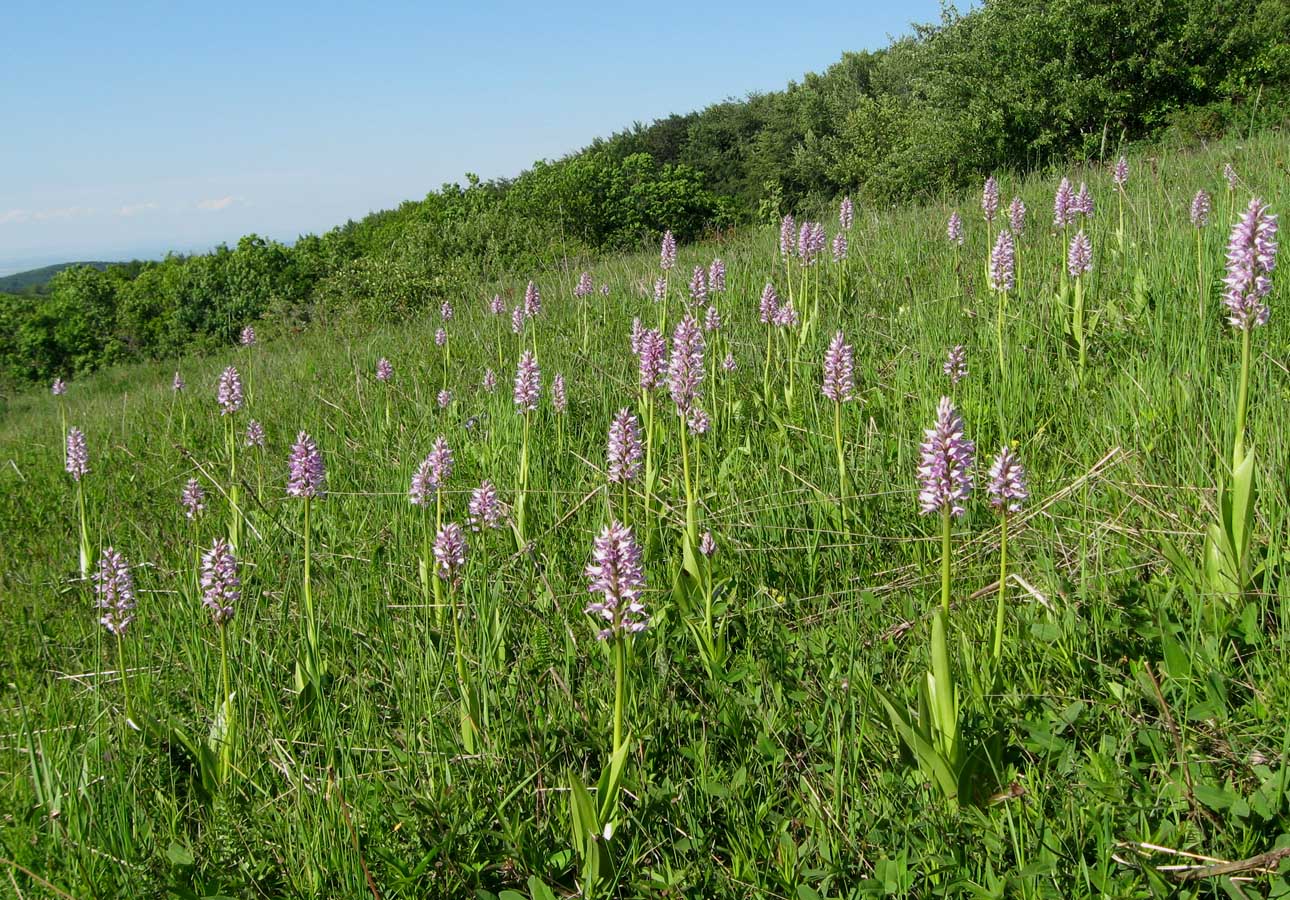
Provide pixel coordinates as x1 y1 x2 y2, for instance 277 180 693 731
1196 228 1206 322
940 508 952 617
303 497 317 660
218 624 233 777
833 400 847 531
1234 326 1252 469
1073 275 1086 378
612 636 626 752
227 419 241 551
762 324 773 401
117 631 132 726
996 289 1006 378
76 478 89 579
992 513 1008 665
517 411 531 546
680 413 697 548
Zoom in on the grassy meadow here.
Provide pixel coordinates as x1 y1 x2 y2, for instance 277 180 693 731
2 128 1288 898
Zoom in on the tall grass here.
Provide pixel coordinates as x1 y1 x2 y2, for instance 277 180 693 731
1 128 1287 898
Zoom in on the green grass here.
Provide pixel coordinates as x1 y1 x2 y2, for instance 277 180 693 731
2 128 1289 899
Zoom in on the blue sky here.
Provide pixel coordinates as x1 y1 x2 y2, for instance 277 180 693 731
1 0 944 274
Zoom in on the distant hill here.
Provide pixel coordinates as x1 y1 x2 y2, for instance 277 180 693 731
0 262 120 295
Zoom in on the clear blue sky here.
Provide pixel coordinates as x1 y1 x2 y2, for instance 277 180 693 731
1 0 944 274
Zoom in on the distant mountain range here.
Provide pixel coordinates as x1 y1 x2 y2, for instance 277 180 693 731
0 261 121 295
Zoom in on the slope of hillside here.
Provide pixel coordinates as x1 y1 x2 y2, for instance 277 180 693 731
1 130 1285 897
0 261 121 294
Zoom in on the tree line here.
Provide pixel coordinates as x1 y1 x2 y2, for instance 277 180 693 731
2 0 1284 388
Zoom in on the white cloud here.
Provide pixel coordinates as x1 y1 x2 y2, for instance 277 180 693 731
197 196 236 211
32 206 96 221
0 209 30 225
118 202 159 217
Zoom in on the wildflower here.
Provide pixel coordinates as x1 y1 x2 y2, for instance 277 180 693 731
1075 182 1094 218
773 300 798 328
199 538 239 625
689 265 708 304
181 478 206 520
217 366 243 415
779 215 796 258
489 294 506 316
653 276 666 304
704 305 722 333
409 457 436 507
513 350 541 412
759 283 780 324
95 548 137 635
686 406 710 435
433 523 467 580
839 195 854 231
376 358 393 382
600 283 610 297
1009 197 1026 236
65 427 89 481
636 327 667 390
667 315 705 413
1054 178 1073 227
630 317 644 355
552 373 567 413
918 396 974 517
437 389 452 409
708 258 726 293
575 272 594 298
523 281 541 319
1068 231 1093 277
989 229 1016 292
798 222 825 265
173 372 185 392
584 521 648 640
700 531 716 558
1113 156 1129 189
440 300 454 322
987 445 1028 514
1223 198 1279 331
832 232 848 262
660 230 677 271
722 352 736 373
821 331 855 403
1223 163 1238 190
607 408 642 484
982 176 1000 223
947 211 964 245
245 419 265 448
944 345 968 384
511 305 524 335
482 367 497 393
240 326 257 347
468 480 502 530
52 377 66 396
435 328 447 347
286 431 326 499
1190 190 1211 228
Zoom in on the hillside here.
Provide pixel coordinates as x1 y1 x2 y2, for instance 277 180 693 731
0 260 121 294
1 127 1285 898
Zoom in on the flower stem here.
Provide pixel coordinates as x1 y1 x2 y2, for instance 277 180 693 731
833 399 847 533
116 631 132 726
76 479 89 579
992 513 1008 665
940 508 952 617
1234 326 1252 469
612 635 626 752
